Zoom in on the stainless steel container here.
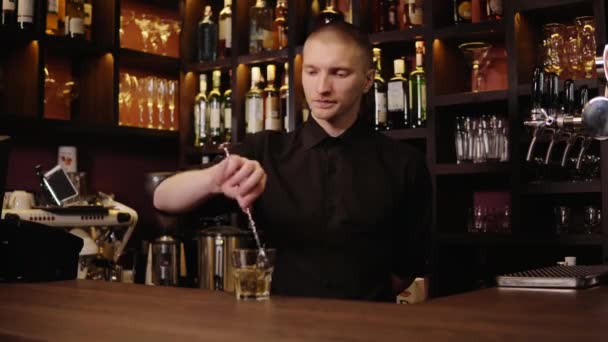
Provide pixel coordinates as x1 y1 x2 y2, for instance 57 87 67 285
197 226 249 292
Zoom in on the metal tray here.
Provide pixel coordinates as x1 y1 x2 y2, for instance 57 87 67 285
496 265 608 289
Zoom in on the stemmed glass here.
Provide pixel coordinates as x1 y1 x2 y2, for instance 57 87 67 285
156 78 167 129
157 19 172 56
148 16 161 54
120 10 135 46
459 42 493 93
167 80 178 131
145 77 156 129
133 76 146 128
118 72 133 126
575 16 597 78
134 14 152 52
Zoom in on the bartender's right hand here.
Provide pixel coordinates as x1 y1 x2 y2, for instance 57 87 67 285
211 155 267 211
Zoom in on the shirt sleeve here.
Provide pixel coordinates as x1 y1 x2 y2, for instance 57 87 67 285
392 150 432 280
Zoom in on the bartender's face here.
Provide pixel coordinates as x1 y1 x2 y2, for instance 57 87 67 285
302 31 373 124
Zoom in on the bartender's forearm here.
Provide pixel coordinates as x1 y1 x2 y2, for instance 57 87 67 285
153 167 221 214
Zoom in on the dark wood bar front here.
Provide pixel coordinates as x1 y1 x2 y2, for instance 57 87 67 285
0 280 606 341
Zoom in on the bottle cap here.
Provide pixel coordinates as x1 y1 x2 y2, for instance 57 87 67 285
212 70 221 85
267 64 276 82
204 5 212 16
394 59 405 74
251 67 261 83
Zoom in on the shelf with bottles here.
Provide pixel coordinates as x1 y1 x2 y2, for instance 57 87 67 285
436 181 511 235
514 3 602 86
432 38 508 97
42 34 110 58
367 0 424 39
120 0 181 59
520 192 603 236
431 0 504 30
435 19 505 40
368 26 425 45
0 40 39 119
236 49 289 66
187 59 232 73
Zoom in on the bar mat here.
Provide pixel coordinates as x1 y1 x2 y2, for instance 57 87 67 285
496 265 608 289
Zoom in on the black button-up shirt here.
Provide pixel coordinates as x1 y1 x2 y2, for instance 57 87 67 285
228 118 431 301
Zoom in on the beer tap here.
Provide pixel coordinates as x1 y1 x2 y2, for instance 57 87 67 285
525 69 558 162
560 85 589 167
544 79 576 165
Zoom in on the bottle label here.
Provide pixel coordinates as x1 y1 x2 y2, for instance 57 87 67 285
193 104 201 143
265 95 281 130
3 0 15 11
375 92 387 124
198 102 208 137
84 3 92 26
246 98 263 133
48 0 57 12
70 17 84 35
411 2 423 25
220 17 232 48
17 0 33 22
223 108 232 129
262 29 273 50
421 83 427 111
388 8 397 26
387 82 405 111
458 1 472 20
210 106 221 129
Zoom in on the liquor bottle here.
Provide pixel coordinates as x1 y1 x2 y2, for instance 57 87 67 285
83 0 92 40
453 0 472 24
280 62 290 132
46 0 58 34
65 0 85 39
249 0 273 53
273 0 287 50
245 67 264 134
409 41 426 128
407 0 423 27
379 0 397 32
194 74 209 147
315 0 344 28
372 48 388 131
209 70 223 145
264 64 281 131
1 0 16 29
387 59 408 129
16 0 35 31
219 0 232 58
198 6 217 62
222 70 232 142
486 0 502 20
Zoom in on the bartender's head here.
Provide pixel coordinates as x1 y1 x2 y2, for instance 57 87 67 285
302 21 374 128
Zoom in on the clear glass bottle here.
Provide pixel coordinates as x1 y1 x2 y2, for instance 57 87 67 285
273 0 288 50
245 67 264 134
387 58 408 129
219 0 232 58
222 70 232 143
409 41 426 128
264 64 281 131
16 0 34 31
194 74 209 146
198 6 217 62
280 62 290 132
249 0 273 53
1 0 16 29
65 0 85 38
209 70 223 144
372 48 388 131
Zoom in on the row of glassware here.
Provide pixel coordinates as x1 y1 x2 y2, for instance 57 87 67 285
118 73 179 131
120 10 182 56
455 115 509 164
542 16 597 80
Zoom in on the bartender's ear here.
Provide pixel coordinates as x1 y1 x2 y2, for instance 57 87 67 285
363 68 374 94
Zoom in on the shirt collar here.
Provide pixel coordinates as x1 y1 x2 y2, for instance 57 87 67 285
301 116 370 150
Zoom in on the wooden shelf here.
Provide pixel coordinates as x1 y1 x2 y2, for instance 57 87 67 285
437 232 605 245
119 48 180 74
0 115 179 142
43 35 109 57
518 78 600 96
187 59 232 72
514 0 592 11
435 162 510 175
237 49 289 65
434 90 508 107
382 128 427 140
521 180 602 194
434 20 505 40
369 27 426 44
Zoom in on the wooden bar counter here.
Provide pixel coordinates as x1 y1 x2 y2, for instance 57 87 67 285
0 280 606 341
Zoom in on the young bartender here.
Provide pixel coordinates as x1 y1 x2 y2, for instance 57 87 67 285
154 21 432 302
